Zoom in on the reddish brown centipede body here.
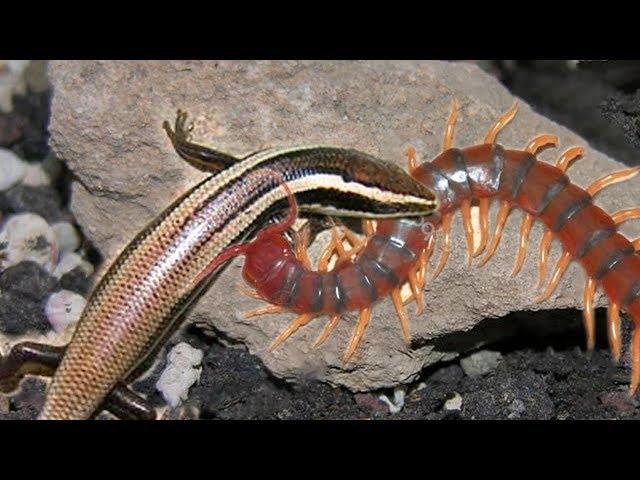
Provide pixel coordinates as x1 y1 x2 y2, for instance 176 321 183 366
231 99 640 394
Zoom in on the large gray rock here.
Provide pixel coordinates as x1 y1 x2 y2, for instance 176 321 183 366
47 61 640 392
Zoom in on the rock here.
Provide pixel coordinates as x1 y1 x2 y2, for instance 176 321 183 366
0 61 30 113
2 185 64 223
460 350 503 377
155 342 204 408
44 289 86 333
0 213 57 273
52 251 93 279
57 267 91 296
0 261 58 301
47 61 640 392
0 148 27 191
51 222 80 254
378 386 406 414
21 163 50 187
443 392 463 411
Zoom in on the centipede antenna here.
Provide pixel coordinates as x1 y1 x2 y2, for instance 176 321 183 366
460 199 475 265
555 146 585 172
586 167 640 197
607 302 622 363
474 198 490 257
269 313 315 352
583 278 597 352
443 97 459 151
432 214 453 278
344 307 372 362
524 134 558 155
314 315 341 347
390 289 411 344
611 207 640 226
479 200 511 267
484 101 519 144
512 213 534 277
244 304 288 319
538 230 554 288
534 250 572 304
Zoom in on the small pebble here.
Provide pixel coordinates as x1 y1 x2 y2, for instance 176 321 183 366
52 251 93 279
460 350 503 377
444 392 463 411
51 221 81 254
378 387 406 414
0 148 27 191
0 213 57 272
45 289 86 333
3 185 64 223
21 163 50 187
156 342 204 408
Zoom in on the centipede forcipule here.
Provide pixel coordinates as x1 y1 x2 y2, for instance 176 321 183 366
238 99 640 394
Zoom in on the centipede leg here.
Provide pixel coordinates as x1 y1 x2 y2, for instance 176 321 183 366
460 200 475 265
244 304 288 319
479 200 511 267
586 167 640 197
405 145 419 174
344 307 372 362
237 283 264 301
534 251 572 304
631 329 640 395
474 198 490 257
443 98 458 151
555 146 585 172
512 213 534 277
406 268 425 315
293 224 312 270
362 219 375 237
607 302 622 363
583 278 597 352
390 289 411 345
269 313 315 352
524 134 558 154
633 238 640 251
432 214 453 279
538 230 554 288
314 315 341 347
484 102 519 144
611 208 640 226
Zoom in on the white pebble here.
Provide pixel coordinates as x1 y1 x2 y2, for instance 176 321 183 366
45 290 86 333
0 148 27 191
460 350 503 377
378 387 406 414
0 213 57 272
444 392 463 411
156 342 204 408
21 163 50 187
51 222 81 254
52 251 93 279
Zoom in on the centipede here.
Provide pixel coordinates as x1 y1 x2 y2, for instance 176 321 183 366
222 99 640 394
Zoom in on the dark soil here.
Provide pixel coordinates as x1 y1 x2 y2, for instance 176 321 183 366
2 60 640 420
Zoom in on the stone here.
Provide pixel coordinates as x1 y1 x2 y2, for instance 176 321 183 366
460 350 503 377
0 213 57 273
2 184 64 223
443 392 463 411
52 251 93 279
0 148 27 191
21 163 50 187
51 221 81 254
155 342 204 408
48 61 640 392
44 289 86 333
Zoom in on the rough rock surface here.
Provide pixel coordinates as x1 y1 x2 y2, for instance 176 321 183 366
47 61 640 392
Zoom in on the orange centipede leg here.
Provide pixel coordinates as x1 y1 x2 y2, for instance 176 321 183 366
484 102 519 144
534 250 572 304
607 301 622 363
524 134 558 155
611 207 640 225
344 307 372 362
511 213 534 277
443 98 459 151
583 278 597 352
390 288 411 345
405 145 418 174
537 230 554 288
474 198 490 257
555 146 585 172
633 238 640 251
269 313 315 351
586 167 640 197
314 315 341 347
237 283 264 301
630 328 640 395
432 214 453 279
460 200 475 265
244 304 288 319
293 224 312 269
341 227 367 258
478 200 511 267
362 219 375 237
406 267 425 315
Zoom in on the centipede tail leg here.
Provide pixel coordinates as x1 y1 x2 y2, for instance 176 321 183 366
583 278 597 352
162 110 241 173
